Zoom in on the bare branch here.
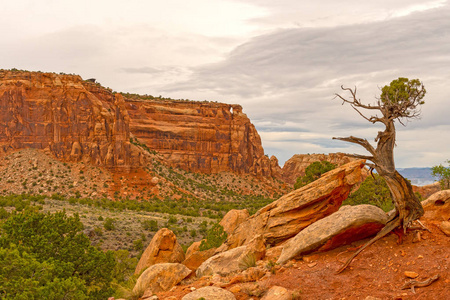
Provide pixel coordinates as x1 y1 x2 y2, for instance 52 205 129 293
343 153 375 161
332 136 376 156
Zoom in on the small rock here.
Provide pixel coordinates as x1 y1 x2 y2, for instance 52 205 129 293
364 297 381 300
261 286 291 300
229 285 241 293
404 271 419 278
182 286 236 300
302 254 319 263
190 287 196 291
418 255 424 259
307 262 317 268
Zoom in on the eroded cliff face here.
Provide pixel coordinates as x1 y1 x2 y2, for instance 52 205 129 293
0 70 142 170
125 99 280 178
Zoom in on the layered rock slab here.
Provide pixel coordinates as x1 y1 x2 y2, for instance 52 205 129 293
277 204 387 264
135 228 185 275
225 160 365 248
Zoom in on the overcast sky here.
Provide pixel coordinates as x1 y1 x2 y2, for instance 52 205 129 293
2 0 449 168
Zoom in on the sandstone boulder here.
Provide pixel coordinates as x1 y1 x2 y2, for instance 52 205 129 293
277 204 387 264
132 263 191 295
422 190 450 222
181 286 236 300
261 286 291 300
219 209 250 235
413 182 441 199
134 228 185 275
196 235 265 277
225 160 365 248
440 221 450 236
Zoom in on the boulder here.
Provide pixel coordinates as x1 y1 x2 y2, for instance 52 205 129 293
182 247 216 272
181 286 236 300
219 209 250 235
413 182 441 199
277 204 387 264
226 160 365 248
422 190 450 222
134 228 185 275
196 235 265 277
261 286 291 300
132 263 191 295
440 221 450 236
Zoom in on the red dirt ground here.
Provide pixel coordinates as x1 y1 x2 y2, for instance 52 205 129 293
156 204 449 300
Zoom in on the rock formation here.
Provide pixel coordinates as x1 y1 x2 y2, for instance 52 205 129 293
135 228 185 275
413 182 441 199
132 263 191 294
281 153 356 184
182 286 236 300
277 204 387 264
225 160 365 248
0 70 141 170
125 98 281 178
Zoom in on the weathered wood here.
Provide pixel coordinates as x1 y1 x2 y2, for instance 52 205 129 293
334 80 426 272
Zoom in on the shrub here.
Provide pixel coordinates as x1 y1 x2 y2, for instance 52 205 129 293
104 217 116 231
344 174 394 212
199 223 227 251
0 210 115 298
294 161 336 189
141 219 158 231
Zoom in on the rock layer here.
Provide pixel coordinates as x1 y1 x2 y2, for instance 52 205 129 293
0 70 141 170
225 160 365 248
125 98 281 178
282 153 356 184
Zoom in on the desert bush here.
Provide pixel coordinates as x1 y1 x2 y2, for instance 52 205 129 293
294 161 336 189
0 209 116 299
104 217 116 231
199 223 227 251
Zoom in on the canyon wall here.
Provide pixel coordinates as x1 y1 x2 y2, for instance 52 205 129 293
0 70 142 170
125 98 280 178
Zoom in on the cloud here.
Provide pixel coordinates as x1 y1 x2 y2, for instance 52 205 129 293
158 4 450 167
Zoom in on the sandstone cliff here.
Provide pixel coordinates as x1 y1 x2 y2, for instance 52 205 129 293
281 153 356 184
0 70 142 170
125 98 280 178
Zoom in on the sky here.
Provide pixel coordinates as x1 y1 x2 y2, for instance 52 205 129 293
1 0 449 168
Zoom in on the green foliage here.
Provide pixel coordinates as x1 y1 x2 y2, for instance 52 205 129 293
294 161 336 189
0 246 88 300
104 217 116 231
133 239 144 251
431 160 450 189
111 250 138 290
344 174 394 212
141 219 158 231
199 223 227 251
0 209 116 299
381 77 426 106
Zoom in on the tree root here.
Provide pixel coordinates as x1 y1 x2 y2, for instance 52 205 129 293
336 217 401 274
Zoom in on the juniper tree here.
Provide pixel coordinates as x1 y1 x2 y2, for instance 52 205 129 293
333 77 426 272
